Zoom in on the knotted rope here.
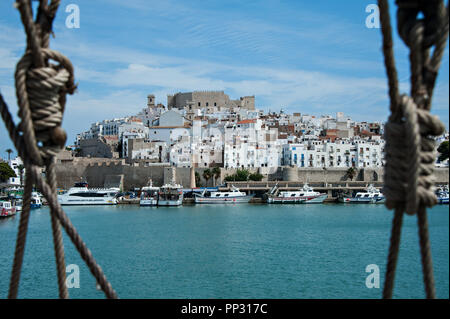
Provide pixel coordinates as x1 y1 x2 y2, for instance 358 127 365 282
378 0 449 299
0 0 117 299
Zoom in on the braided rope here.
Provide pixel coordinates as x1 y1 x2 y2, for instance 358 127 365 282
1 0 118 299
378 0 448 299
46 157 68 299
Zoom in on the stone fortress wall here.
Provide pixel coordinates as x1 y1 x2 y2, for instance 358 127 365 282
54 157 449 191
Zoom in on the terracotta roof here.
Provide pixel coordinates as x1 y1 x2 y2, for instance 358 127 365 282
237 119 256 125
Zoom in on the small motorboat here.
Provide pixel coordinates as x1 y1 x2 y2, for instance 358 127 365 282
194 185 254 204
338 184 385 204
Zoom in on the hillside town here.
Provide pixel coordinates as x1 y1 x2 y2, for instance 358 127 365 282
1 91 448 190
73 91 394 169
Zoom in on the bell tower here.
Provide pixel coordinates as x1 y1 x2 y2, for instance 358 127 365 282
147 94 156 108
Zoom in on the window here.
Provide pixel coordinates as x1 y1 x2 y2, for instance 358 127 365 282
198 102 201 107
206 102 209 107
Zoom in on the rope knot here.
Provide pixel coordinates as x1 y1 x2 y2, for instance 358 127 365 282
396 0 446 48
383 95 445 215
15 48 76 165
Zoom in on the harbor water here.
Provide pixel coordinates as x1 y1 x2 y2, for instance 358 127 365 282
0 204 448 299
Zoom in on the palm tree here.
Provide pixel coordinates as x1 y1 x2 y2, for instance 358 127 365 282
195 172 201 187
212 167 221 187
202 169 212 187
6 148 13 161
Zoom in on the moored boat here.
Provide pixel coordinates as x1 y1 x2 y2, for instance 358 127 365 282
140 180 160 206
158 182 183 206
31 192 42 209
1 200 17 218
338 184 385 204
194 185 254 204
267 183 327 204
436 185 449 204
14 199 22 212
58 182 119 205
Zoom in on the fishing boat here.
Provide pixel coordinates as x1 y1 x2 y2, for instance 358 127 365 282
31 192 42 209
1 200 17 218
436 185 449 204
194 185 254 204
158 182 183 206
57 182 119 206
267 183 328 204
140 180 159 206
338 184 385 204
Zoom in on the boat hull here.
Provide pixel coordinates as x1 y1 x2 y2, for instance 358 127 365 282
268 193 327 204
339 196 385 204
158 199 183 206
140 198 158 206
195 194 254 204
1 209 17 218
58 195 117 206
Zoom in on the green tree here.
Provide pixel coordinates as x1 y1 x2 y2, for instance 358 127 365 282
224 169 251 182
0 162 17 183
346 167 357 181
249 172 264 181
74 148 82 157
437 141 449 162
202 169 212 187
224 175 235 182
235 169 250 181
5 148 13 161
212 167 221 186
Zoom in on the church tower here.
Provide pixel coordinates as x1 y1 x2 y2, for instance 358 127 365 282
147 94 156 108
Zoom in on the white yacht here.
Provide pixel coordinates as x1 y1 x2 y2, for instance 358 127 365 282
158 182 183 206
58 182 119 206
140 180 160 206
194 185 254 204
338 184 385 204
268 183 328 204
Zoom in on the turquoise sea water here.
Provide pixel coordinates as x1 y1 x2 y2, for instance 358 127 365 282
0 203 448 299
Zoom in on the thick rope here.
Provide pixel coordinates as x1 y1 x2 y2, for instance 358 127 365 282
378 0 400 115
2 0 118 299
378 0 448 299
382 208 404 299
46 157 69 299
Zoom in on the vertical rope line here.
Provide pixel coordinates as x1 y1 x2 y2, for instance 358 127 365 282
382 208 404 299
0 94 26 156
46 158 68 299
16 0 44 68
427 3 449 107
378 0 400 116
417 205 436 298
8 172 33 299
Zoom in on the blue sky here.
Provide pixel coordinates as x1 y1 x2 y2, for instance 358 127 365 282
0 0 448 158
